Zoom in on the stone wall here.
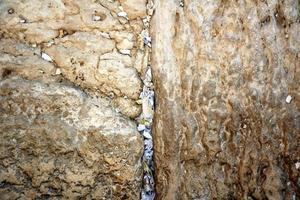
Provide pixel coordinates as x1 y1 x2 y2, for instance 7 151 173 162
151 0 300 199
0 0 150 199
1 0 300 199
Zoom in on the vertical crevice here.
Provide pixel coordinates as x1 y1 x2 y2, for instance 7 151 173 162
137 1 155 199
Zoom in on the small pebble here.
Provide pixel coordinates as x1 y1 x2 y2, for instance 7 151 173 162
286 95 292 104
41 52 53 62
295 162 300 169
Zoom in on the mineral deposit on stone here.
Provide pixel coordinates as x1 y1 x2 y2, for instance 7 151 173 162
151 0 300 199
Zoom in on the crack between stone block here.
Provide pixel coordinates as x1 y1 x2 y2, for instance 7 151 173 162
137 1 155 199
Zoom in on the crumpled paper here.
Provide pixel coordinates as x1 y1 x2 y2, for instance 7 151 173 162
138 66 155 200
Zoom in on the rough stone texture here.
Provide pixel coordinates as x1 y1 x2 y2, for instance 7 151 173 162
151 0 300 199
0 0 150 118
0 39 58 84
0 0 149 199
120 0 147 19
0 77 143 199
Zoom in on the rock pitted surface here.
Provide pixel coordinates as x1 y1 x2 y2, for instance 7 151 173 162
151 0 300 199
0 0 150 199
0 0 151 119
2 0 300 199
0 77 143 199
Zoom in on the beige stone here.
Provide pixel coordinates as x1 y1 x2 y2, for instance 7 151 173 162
113 97 142 118
96 59 142 99
0 0 122 43
120 0 147 19
0 39 57 83
151 0 300 199
0 0 148 198
0 77 143 199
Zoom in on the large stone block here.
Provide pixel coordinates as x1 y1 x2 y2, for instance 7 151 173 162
151 0 300 199
0 0 150 118
0 0 149 198
0 77 143 199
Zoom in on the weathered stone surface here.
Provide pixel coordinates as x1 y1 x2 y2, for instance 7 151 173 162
0 0 150 118
120 0 147 19
113 97 142 119
0 77 143 199
0 0 149 198
45 31 142 100
0 39 58 83
151 0 300 199
0 0 122 43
